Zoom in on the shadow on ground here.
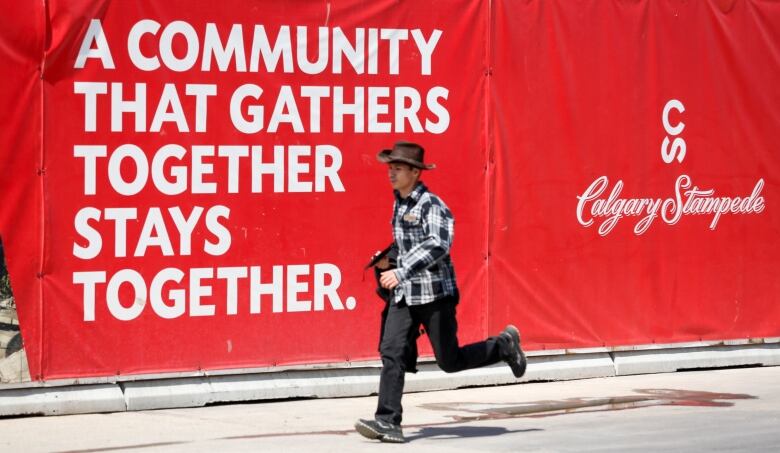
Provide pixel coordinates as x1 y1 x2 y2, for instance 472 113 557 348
406 425 543 441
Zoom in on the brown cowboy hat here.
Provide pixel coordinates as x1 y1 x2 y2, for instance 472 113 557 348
377 141 436 170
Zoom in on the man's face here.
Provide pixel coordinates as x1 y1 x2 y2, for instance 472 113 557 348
387 163 419 193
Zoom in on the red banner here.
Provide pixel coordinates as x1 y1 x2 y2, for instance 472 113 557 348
489 0 780 349
0 0 778 382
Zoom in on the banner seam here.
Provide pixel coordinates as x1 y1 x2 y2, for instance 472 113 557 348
37 0 49 380
484 0 495 337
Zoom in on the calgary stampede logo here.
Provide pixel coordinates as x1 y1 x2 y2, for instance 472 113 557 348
576 100 765 236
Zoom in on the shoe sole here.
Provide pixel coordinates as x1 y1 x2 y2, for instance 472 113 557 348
380 435 405 443
354 420 405 443
354 420 381 440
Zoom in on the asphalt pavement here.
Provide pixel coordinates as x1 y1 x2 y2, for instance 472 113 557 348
1 365 779 452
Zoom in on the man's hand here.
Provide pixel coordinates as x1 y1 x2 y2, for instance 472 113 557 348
380 270 400 289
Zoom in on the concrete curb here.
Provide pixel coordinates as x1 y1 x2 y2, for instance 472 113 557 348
0 384 125 416
122 377 212 411
613 343 780 376
2 344 779 417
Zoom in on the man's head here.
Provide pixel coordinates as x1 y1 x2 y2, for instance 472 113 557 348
377 141 435 196
387 162 420 194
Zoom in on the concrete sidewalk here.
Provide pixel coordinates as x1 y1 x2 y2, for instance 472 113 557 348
1 366 779 452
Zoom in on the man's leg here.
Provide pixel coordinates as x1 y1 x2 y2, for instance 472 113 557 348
356 300 414 443
375 300 416 426
418 296 503 373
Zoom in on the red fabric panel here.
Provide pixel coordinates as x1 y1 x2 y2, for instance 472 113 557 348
1 0 489 379
0 0 46 379
490 0 780 350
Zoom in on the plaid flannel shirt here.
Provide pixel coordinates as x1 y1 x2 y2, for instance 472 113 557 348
391 182 458 305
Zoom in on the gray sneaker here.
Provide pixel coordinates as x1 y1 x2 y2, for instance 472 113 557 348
355 418 405 443
499 324 527 378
